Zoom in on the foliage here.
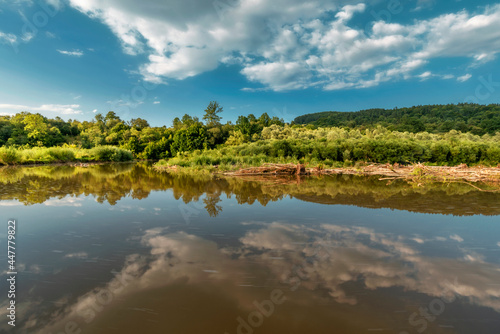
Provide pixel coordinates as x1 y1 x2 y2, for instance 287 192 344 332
157 125 500 168
0 147 20 165
203 101 223 127
294 103 500 135
2 103 499 167
89 146 134 162
0 146 133 165
171 123 208 153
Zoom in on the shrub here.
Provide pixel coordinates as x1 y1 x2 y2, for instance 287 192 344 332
0 148 20 165
91 146 133 162
47 148 75 161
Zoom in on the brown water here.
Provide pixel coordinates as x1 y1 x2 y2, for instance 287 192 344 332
1 163 499 334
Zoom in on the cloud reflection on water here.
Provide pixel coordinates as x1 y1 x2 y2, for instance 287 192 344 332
20 222 500 333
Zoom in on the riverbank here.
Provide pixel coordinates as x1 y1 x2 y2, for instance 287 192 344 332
3 162 499 215
154 162 500 188
0 146 133 165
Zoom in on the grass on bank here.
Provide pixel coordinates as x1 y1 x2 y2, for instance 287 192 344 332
154 148 345 174
0 146 133 165
154 132 500 173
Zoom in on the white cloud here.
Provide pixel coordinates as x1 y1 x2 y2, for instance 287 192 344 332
412 237 425 244
473 53 496 64
64 252 88 259
46 0 62 10
418 71 433 80
67 1 500 91
335 3 365 21
44 197 83 207
57 49 84 57
0 103 82 115
0 31 17 45
457 73 472 82
0 201 23 206
414 0 435 12
0 0 34 7
242 61 312 91
450 234 464 242
106 99 143 108
92 109 97 113
153 101 160 104
21 32 34 43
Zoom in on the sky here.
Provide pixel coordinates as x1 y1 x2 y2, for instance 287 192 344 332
0 0 500 126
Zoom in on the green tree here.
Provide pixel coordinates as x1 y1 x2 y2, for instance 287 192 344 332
130 118 150 130
23 114 49 146
171 123 207 153
258 113 271 127
172 117 182 130
94 113 105 132
203 101 223 127
181 114 200 128
105 111 121 129
235 116 251 135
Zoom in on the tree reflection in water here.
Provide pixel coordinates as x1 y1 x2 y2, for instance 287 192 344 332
1 162 500 216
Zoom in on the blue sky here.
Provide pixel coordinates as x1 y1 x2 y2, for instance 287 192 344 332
0 0 499 126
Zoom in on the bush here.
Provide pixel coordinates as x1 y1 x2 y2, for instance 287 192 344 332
0 148 20 165
166 156 191 167
111 148 134 162
90 146 133 162
47 148 75 161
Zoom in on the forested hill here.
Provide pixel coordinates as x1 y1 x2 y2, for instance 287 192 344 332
293 104 500 135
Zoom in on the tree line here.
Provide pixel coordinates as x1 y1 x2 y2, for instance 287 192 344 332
1 102 499 166
0 101 284 160
293 103 500 135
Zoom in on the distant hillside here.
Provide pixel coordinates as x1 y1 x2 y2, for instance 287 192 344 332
293 104 500 135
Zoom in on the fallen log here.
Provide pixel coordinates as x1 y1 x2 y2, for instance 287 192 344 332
224 163 500 188
225 163 309 176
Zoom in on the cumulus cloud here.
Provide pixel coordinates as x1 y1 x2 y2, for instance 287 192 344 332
66 1 500 91
241 61 313 91
239 224 500 310
0 103 82 115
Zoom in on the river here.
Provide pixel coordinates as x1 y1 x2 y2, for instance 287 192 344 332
1 162 499 334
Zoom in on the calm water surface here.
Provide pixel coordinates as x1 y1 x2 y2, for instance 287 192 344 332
1 163 499 334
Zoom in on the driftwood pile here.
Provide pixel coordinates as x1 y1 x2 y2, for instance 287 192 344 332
224 163 500 185
353 163 500 183
225 163 307 176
